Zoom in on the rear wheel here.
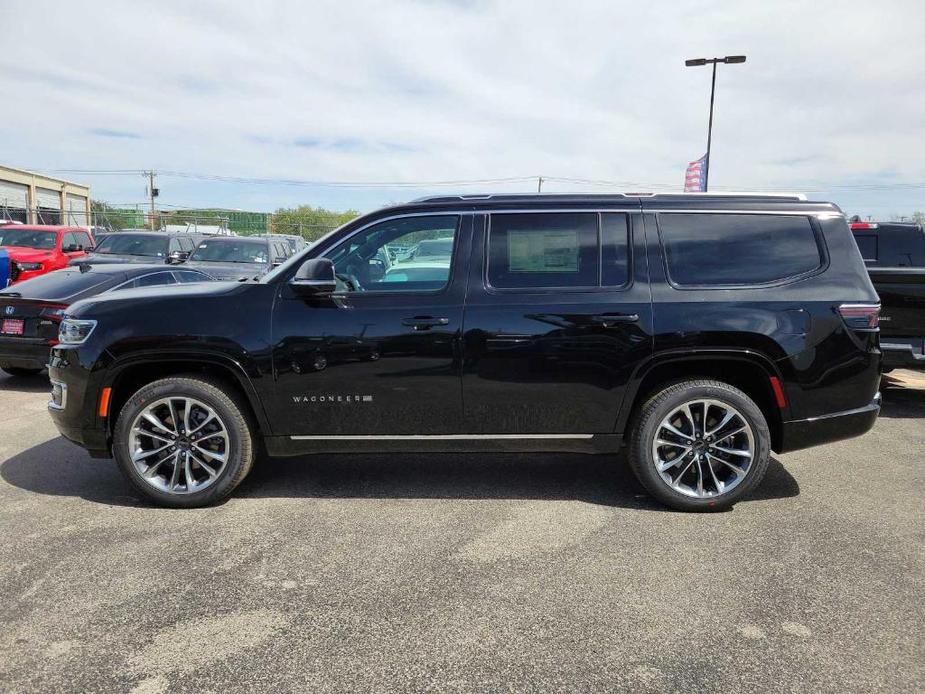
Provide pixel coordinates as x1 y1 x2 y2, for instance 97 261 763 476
113 376 255 508
1 366 44 377
628 379 771 512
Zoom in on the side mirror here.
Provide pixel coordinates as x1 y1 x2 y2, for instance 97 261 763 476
62 244 79 253
168 250 189 264
290 258 336 295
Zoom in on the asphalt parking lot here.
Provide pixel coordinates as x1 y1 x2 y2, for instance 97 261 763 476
0 371 922 693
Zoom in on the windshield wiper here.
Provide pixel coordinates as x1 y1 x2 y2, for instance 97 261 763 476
0 292 22 297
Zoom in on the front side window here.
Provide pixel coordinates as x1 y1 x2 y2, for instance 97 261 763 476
324 215 459 293
659 213 823 287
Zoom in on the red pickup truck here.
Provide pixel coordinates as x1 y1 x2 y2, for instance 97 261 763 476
0 225 94 284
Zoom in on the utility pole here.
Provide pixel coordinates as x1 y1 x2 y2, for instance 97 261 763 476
537 176 544 193
684 55 746 191
146 170 158 229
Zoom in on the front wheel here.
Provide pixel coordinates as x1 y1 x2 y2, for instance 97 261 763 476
112 376 256 508
628 379 771 512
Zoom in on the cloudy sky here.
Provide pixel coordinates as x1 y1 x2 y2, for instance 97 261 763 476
1 0 923 217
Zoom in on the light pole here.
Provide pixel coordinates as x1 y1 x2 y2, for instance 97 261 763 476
684 55 746 191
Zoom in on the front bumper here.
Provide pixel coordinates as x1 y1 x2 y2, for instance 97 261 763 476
778 393 881 453
0 336 51 370
47 346 111 457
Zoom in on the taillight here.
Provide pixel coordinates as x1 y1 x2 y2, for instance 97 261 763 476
40 305 68 322
838 304 880 330
850 222 879 231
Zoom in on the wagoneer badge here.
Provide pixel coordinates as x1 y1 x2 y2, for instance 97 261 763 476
292 394 374 404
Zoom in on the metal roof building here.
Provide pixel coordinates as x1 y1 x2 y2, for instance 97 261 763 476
0 165 91 226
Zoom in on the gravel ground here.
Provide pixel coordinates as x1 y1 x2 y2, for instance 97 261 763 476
0 370 922 693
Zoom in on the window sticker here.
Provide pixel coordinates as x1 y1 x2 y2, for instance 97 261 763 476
508 230 579 273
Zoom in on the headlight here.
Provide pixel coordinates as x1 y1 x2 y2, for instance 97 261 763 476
58 318 97 344
17 262 42 271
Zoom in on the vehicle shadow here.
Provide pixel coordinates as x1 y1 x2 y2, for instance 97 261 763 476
879 374 925 419
0 436 800 511
0 372 49 394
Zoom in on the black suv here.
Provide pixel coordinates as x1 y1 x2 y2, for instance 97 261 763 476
75 230 202 266
47 193 881 511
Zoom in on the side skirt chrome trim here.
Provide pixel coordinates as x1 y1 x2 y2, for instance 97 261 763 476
289 434 596 441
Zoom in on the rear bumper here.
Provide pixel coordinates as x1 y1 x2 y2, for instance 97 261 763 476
778 393 881 453
0 336 51 370
881 340 925 370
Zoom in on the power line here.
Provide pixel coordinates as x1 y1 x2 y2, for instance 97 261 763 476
34 167 925 193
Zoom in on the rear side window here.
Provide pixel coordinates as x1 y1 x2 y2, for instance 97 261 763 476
488 213 598 289
487 212 630 290
135 272 177 287
658 213 823 287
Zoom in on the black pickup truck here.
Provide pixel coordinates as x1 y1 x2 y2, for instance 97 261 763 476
851 221 925 369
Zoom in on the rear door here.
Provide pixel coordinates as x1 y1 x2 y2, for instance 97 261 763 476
461 208 653 433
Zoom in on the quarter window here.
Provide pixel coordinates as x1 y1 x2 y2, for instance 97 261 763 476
659 213 823 286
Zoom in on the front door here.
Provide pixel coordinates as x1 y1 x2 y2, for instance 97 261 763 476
269 213 471 436
461 210 653 433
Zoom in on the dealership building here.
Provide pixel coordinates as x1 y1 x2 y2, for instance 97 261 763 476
0 164 91 226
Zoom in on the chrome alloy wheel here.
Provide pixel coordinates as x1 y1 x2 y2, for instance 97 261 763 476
129 396 230 495
651 399 755 498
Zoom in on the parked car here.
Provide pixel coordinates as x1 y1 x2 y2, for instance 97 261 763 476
851 220 925 369
255 233 309 254
182 235 291 280
0 264 213 377
75 230 202 266
0 225 94 284
47 193 881 511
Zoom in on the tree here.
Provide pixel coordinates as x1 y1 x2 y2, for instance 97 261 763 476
90 200 132 230
270 205 359 241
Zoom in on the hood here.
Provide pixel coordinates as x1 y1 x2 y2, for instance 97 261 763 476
74 253 164 266
181 260 267 281
66 279 248 318
5 247 56 263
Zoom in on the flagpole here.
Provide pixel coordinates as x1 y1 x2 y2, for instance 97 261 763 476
704 61 717 192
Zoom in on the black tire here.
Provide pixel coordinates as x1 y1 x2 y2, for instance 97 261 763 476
1 366 44 377
112 376 256 508
628 379 771 512
312 354 328 371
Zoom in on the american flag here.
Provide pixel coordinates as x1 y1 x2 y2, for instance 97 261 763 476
684 154 708 192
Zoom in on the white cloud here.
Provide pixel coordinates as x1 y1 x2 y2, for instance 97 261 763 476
0 0 923 215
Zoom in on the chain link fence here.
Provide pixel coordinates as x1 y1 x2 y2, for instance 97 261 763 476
1 204 352 241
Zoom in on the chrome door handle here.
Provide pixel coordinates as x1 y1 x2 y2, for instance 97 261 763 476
591 313 639 328
401 316 449 330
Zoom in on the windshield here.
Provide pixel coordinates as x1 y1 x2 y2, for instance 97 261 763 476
190 240 268 264
0 229 57 250
94 234 166 257
258 217 356 284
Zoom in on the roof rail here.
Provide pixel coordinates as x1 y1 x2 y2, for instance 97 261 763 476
409 191 808 203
